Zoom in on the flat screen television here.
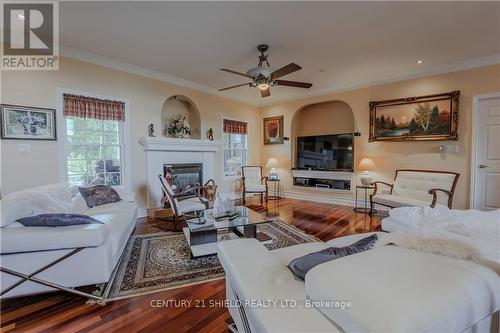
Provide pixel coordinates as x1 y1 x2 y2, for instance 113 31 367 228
296 133 354 171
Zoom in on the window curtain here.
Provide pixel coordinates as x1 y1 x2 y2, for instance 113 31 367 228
63 94 125 121
223 119 247 135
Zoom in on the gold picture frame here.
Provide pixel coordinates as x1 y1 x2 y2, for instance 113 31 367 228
369 91 459 142
263 115 284 145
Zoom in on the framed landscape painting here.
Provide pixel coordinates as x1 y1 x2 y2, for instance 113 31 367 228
1 104 57 140
263 115 284 144
369 91 459 142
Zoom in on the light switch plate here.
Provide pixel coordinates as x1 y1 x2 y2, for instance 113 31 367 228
445 145 459 153
18 143 31 153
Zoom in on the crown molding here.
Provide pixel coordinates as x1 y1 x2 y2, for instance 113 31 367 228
61 46 500 108
60 46 258 106
259 53 500 107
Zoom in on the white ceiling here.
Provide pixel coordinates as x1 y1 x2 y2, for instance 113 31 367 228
60 1 500 105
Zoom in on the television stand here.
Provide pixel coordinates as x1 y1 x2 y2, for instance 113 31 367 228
291 169 353 191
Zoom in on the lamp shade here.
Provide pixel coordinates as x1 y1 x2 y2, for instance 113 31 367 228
265 158 279 169
358 158 376 171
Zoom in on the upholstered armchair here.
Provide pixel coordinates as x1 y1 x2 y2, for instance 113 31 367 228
370 169 460 214
241 166 268 205
158 175 209 229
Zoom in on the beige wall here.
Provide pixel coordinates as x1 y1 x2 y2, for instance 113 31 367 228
260 64 500 209
1 57 261 208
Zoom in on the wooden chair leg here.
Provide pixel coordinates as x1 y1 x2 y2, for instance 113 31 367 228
242 191 246 205
260 193 263 203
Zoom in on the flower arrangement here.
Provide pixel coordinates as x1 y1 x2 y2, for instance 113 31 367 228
167 115 191 138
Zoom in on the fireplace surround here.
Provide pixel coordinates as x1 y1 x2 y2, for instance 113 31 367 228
139 136 220 208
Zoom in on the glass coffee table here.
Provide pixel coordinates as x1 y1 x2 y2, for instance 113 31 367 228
183 206 274 258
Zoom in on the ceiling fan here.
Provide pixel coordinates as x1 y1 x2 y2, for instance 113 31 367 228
219 44 312 98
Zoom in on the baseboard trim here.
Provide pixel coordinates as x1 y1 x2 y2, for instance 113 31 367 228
137 207 148 218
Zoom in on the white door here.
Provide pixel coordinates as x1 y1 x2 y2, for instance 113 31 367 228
473 95 500 210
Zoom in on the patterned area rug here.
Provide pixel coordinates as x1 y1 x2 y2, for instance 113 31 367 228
107 220 318 300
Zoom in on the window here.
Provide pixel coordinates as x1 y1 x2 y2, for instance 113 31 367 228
223 119 248 177
62 93 126 187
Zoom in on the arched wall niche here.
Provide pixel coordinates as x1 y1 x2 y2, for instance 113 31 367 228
291 100 355 168
161 95 201 139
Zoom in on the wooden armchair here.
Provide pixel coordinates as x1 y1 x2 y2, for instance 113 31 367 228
158 175 209 230
370 169 460 213
241 166 268 205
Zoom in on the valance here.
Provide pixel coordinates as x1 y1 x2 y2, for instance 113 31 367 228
223 119 247 135
63 94 125 121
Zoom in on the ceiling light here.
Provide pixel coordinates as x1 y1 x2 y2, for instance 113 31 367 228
417 60 423 64
257 83 269 90
16 14 25 20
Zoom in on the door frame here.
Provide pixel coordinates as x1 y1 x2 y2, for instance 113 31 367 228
470 92 500 208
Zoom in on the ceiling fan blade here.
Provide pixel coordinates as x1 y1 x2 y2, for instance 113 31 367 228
260 87 271 97
274 79 312 89
220 68 254 79
270 63 301 79
218 82 252 91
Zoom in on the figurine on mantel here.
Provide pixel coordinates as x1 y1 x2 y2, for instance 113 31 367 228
148 123 155 137
207 128 214 141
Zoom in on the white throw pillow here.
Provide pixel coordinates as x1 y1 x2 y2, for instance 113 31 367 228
1 199 33 227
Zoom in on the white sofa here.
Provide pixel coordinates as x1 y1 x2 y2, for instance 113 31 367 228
370 169 460 211
218 235 499 333
0 184 137 299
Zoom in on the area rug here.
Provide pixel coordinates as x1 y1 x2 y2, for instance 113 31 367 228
106 220 318 300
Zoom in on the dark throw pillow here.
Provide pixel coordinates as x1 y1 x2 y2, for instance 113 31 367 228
79 185 121 207
17 213 103 227
288 234 378 280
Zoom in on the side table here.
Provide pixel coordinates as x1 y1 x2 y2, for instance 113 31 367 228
354 185 376 214
266 179 281 200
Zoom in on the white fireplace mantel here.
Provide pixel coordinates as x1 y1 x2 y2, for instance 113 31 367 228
139 136 221 208
138 136 221 152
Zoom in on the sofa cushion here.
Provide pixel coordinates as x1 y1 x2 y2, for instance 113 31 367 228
17 213 103 227
305 245 500 333
217 238 340 333
372 194 446 208
79 185 121 207
0 223 109 254
1 199 33 227
177 197 207 214
86 200 137 257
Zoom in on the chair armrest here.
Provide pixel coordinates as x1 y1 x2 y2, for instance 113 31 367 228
174 185 204 198
371 181 393 196
428 188 453 208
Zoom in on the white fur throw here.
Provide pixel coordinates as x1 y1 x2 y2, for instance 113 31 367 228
379 207 500 265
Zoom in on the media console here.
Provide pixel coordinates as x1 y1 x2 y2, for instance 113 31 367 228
292 169 353 191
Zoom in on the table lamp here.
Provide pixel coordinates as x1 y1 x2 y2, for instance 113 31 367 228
358 158 376 186
265 158 279 180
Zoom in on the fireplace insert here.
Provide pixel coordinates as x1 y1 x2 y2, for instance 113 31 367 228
163 163 203 202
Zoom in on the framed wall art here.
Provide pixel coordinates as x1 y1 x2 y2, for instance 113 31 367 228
263 115 284 145
1 104 57 140
369 91 459 142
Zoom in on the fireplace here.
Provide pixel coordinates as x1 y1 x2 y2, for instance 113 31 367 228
163 163 203 198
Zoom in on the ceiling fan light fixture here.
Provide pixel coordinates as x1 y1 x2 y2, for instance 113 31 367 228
257 83 270 90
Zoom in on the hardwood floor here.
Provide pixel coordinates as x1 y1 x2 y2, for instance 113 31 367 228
0 197 383 333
